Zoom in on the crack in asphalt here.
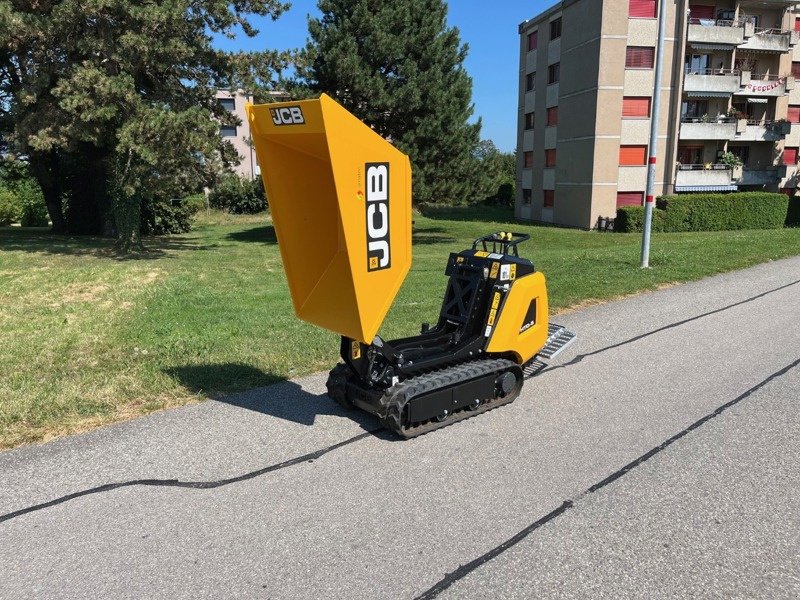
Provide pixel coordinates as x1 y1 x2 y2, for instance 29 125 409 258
1 278 798 530
547 278 800 372
413 357 800 599
0 431 376 525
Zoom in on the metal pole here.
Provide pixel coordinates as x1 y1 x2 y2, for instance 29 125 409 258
640 0 669 268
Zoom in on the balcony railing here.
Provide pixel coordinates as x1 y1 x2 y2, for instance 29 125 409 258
677 163 730 171
684 68 739 76
737 72 789 96
688 18 741 27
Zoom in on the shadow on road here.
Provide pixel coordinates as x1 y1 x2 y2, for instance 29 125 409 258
166 362 387 436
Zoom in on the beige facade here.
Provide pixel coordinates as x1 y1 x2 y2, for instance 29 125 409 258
516 0 800 229
216 90 259 180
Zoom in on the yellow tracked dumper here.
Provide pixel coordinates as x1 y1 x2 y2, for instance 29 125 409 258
247 94 575 438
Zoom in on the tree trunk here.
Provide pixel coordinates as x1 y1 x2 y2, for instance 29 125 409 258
29 152 67 233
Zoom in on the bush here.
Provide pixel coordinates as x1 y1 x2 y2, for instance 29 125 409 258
616 192 789 233
208 175 267 214
0 188 21 225
615 206 666 233
183 193 207 214
16 180 49 227
140 196 195 235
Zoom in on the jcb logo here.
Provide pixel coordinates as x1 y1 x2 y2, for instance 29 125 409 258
365 163 390 271
270 106 305 126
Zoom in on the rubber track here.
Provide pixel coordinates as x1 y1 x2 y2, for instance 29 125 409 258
381 358 522 439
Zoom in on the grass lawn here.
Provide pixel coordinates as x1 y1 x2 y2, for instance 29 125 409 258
2 207 800 449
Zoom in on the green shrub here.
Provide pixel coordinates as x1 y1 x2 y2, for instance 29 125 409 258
615 206 666 233
208 175 267 214
0 188 21 225
140 196 195 235
16 180 49 227
183 193 207 214
617 192 789 233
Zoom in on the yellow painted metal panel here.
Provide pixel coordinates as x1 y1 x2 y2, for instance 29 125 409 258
246 94 412 343
486 272 550 364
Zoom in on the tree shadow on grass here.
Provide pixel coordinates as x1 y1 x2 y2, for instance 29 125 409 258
225 225 277 244
412 226 456 245
165 362 387 436
0 228 215 260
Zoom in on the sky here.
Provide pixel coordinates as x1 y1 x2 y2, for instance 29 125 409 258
212 1 559 152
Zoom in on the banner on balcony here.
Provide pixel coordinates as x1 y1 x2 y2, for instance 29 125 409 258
747 78 784 92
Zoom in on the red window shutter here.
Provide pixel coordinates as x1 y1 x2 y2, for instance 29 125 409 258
547 107 558 126
543 190 555 208
523 151 533 168
619 145 647 166
793 62 800 79
795 17 800 32
625 46 655 68
616 192 644 207
545 149 557 167
629 0 656 18
784 147 798 165
689 5 715 20
622 97 651 118
527 31 538 51
788 106 800 124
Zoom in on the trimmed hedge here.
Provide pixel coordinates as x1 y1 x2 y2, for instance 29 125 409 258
616 192 789 233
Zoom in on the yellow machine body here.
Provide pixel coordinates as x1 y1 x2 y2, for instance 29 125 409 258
486 271 549 364
246 94 412 344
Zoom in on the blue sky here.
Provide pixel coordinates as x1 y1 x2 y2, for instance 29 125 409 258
213 1 559 152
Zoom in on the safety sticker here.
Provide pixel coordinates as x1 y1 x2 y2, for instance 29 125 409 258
491 292 501 310
500 264 517 281
510 264 516 280
474 251 490 257
489 262 500 278
484 325 493 337
488 253 503 260
487 308 497 326
351 341 361 360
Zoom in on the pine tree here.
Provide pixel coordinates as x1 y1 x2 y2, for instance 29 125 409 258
0 0 289 241
303 0 481 205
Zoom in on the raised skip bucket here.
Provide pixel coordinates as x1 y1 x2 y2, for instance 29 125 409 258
246 94 412 344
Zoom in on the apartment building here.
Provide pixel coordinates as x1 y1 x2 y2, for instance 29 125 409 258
516 0 800 229
216 90 258 180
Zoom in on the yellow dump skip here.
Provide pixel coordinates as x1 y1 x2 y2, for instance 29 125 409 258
246 94 412 343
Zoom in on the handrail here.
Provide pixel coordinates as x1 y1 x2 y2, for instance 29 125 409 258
684 67 740 76
677 163 732 171
680 116 737 123
688 17 741 27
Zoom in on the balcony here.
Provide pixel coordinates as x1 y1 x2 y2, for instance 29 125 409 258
683 68 741 95
737 165 787 186
735 72 789 97
687 18 744 46
734 119 791 142
679 117 738 140
675 164 736 191
740 26 792 52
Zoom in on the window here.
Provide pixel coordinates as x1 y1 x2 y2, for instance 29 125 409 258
622 96 651 118
789 106 800 124
524 112 535 130
682 100 708 119
545 149 557 167
619 145 647 166
522 189 532 205
546 107 559 126
793 62 800 79
550 18 562 40
219 98 235 112
625 46 655 69
220 125 237 137
526 72 536 92
527 31 538 51
617 192 644 208
629 0 656 18
523 151 534 168
678 146 703 165
728 146 749 166
548 63 560 85
543 190 555 208
689 5 715 20
784 147 798 165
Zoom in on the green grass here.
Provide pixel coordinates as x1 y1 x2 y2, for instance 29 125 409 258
2 207 800 449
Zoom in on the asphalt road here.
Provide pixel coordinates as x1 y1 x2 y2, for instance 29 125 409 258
2 256 799 600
